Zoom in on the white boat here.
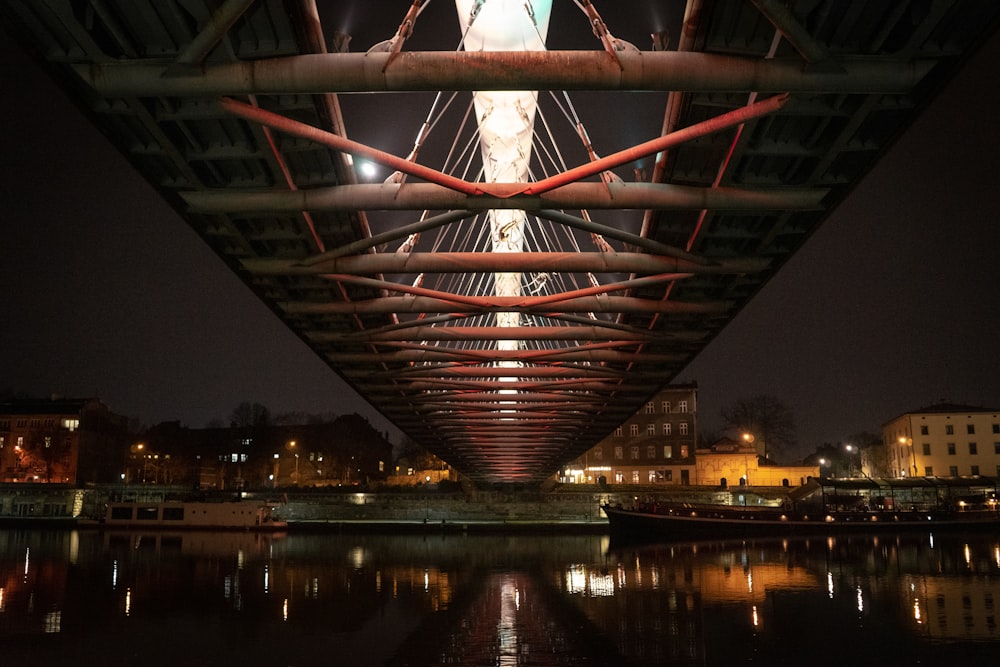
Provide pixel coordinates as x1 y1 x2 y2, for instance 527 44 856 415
99 500 287 530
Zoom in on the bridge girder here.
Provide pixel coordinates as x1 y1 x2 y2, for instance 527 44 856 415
4 0 997 485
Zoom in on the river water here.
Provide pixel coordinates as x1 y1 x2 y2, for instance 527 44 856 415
1 527 998 665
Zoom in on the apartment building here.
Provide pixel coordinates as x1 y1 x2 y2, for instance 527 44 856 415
562 384 698 485
883 404 1000 478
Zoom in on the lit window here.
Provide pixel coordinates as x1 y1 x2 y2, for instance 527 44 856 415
663 445 673 459
679 422 688 435
632 470 639 484
629 424 639 437
615 471 624 484
646 424 655 436
649 470 657 483
645 402 655 414
379 460 384 472
680 445 689 458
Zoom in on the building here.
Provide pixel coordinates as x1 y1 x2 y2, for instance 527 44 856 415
137 413 394 490
697 436 817 488
561 384 699 485
0 397 128 484
883 403 1000 478
561 384 817 488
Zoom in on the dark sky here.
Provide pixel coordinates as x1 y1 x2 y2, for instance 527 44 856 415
1 7 998 456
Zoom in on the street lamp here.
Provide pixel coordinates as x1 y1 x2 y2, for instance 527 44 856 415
844 444 856 477
287 440 299 485
898 436 916 478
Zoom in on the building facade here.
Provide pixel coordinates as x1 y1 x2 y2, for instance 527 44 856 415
882 404 1000 478
0 398 128 484
696 437 818 488
562 384 699 485
138 413 394 490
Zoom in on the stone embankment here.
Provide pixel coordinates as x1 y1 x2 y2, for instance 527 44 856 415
0 483 797 532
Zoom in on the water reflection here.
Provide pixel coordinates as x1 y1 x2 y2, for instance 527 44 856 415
1 529 999 665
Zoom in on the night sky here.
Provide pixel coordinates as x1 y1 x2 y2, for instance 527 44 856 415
1 7 998 458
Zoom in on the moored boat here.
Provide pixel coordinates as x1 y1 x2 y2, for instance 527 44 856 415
604 475 1000 540
96 500 287 531
602 501 1000 540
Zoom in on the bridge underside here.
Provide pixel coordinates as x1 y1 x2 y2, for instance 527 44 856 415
3 0 997 484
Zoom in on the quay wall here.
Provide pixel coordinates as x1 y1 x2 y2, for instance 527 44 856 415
0 484 788 527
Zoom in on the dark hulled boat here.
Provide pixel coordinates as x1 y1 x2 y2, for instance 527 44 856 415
604 476 1000 540
602 501 1000 540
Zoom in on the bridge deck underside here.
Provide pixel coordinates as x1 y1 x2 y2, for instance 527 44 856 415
3 0 997 484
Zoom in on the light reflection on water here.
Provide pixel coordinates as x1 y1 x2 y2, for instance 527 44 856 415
1 529 999 665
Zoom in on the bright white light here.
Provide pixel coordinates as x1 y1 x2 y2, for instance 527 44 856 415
565 565 586 594
359 161 377 178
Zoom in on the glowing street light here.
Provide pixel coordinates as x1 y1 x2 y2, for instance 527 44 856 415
844 444 857 477
898 436 917 477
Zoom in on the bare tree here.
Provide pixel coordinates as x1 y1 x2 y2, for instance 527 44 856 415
720 395 796 461
23 424 73 483
229 402 271 428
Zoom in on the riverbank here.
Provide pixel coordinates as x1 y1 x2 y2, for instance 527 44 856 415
0 483 795 532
